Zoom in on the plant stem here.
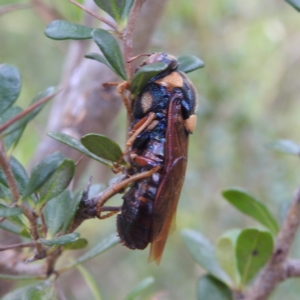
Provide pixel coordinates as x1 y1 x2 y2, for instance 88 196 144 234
0 140 45 259
244 188 300 300
0 242 35 251
0 91 58 134
123 0 146 80
68 0 120 33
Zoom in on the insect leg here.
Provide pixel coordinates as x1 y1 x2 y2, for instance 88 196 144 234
113 112 156 171
96 165 160 218
103 81 132 124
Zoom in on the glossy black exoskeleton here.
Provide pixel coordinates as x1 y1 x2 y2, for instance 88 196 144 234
117 53 198 263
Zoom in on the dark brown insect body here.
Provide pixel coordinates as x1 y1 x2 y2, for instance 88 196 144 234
117 53 198 263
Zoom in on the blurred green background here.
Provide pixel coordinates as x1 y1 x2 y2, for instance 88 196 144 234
1 0 300 299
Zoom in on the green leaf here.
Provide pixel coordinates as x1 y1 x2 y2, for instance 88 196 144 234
2 280 54 300
0 203 24 227
0 207 22 217
22 152 65 199
0 106 23 150
63 238 88 250
44 190 74 237
265 139 300 156
77 265 103 300
130 62 168 97
124 277 155 300
40 232 80 246
3 87 55 137
38 159 75 209
236 229 273 287
9 156 29 193
92 29 127 80
285 0 300 12
197 275 233 300
216 229 241 286
181 229 231 285
0 183 13 202
61 190 82 233
222 188 279 235
81 134 124 163
0 64 21 115
0 156 29 196
48 132 112 167
45 20 93 40
94 0 125 23
0 219 30 238
122 0 134 20
62 234 120 271
177 55 205 73
85 53 115 72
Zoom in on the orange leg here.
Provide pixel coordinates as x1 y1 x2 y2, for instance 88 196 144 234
113 112 156 170
96 165 160 218
103 81 132 122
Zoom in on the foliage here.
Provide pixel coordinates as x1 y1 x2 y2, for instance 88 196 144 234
1 0 300 299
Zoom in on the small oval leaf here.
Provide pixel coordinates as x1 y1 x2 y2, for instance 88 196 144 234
236 229 273 286
0 64 21 114
48 132 112 167
81 134 124 163
62 234 120 271
122 0 134 20
0 106 23 150
92 29 127 79
285 0 300 12
0 207 22 217
216 229 241 286
2 280 54 300
40 232 80 246
85 53 113 71
45 20 93 40
63 238 88 250
3 87 56 137
0 220 30 238
94 0 125 23
38 159 75 209
44 190 74 237
124 277 155 300
181 229 231 285
0 156 28 196
222 188 279 235
197 275 233 300
77 265 103 300
265 139 300 156
22 151 65 199
130 62 169 96
178 55 205 73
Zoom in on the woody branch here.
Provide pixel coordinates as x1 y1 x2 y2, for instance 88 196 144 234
244 188 300 300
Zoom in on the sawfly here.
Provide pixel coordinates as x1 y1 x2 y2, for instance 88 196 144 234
96 53 198 264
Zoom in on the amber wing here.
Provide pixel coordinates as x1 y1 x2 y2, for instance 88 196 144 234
149 94 189 264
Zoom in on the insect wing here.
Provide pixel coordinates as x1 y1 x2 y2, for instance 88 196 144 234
149 95 189 264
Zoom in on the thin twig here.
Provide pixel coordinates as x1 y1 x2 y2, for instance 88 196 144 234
0 140 20 201
0 91 59 134
0 242 35 251
0 3 32 16
123 0 146 80
68 0 120 33
30 0 64 23
244 188 300 300
0 140 45 259
41 212 48 238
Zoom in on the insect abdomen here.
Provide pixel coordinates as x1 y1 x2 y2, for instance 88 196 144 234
117 178 158 249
